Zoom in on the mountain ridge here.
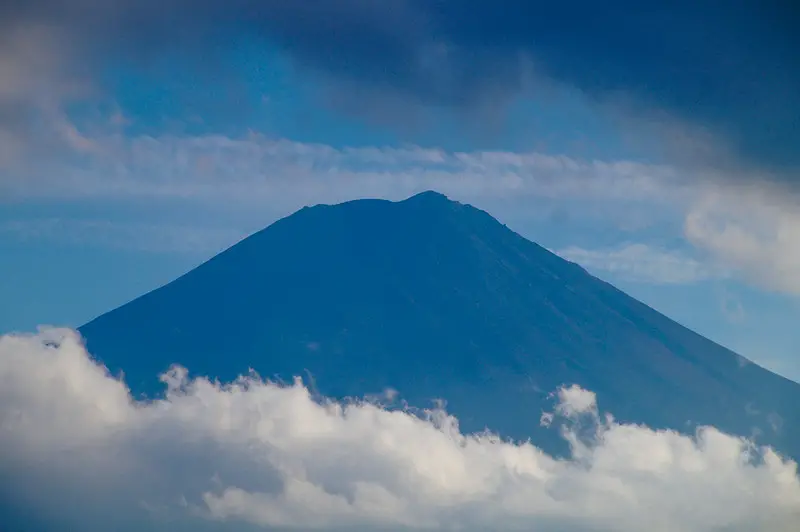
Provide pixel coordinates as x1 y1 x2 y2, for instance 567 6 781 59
79 190 800 459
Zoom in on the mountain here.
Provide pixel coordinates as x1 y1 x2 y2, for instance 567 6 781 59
79 191 800 459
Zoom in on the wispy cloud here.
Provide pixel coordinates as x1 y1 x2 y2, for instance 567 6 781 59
716 286 746 324
1 132 691 208
0 218 247 255
1 328 799 531
4 125 800 295
556 244 725 285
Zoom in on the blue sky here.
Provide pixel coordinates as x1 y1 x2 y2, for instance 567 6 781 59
2 1 800 382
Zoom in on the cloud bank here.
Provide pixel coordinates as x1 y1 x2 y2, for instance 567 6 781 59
1 328 799 531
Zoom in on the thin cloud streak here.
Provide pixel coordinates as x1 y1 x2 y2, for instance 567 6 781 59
556 244 726 285
0 130 693 207
0 218 247 255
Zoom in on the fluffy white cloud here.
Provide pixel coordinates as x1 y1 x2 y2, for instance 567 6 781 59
1 328 799 531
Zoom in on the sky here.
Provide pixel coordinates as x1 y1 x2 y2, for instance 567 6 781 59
2 1 800 530
2 0 799 382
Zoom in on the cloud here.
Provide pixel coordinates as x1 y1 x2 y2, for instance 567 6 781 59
556 244 724 285
1 1 798 177
718 288 746 324
5 126 800 295
0 130 690 210
0 218 247 255
1 327 800 531
0 22 92 168
684 182 800 296
0 129 692 263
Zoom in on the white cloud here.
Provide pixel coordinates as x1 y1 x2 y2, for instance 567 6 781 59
556 243 723 285
1 327 799 531
0 129 690 211
684 182 800 296
553 384 598 417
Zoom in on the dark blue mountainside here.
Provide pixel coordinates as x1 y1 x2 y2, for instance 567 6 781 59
80 191 800 459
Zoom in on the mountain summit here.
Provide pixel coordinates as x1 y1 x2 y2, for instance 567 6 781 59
80 191 800 458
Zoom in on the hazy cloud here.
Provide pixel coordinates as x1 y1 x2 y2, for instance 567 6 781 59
0 131 691 208
684 183 800 296
718 288 747 324
1 328 799 531
557 244 724 285
4 128 800 295
0 218 247 255
0 1 798 179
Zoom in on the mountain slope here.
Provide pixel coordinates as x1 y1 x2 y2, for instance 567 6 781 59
79 191 800 459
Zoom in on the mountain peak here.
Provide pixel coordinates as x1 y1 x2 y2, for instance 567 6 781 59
402 190 452 204
299 191 454 217
79 194 800 461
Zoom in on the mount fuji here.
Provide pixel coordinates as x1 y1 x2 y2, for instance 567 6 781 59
79 191 800 459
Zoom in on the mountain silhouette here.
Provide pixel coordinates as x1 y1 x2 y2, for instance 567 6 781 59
79 191 800 459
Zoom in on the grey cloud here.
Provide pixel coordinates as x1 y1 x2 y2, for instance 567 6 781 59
1 1 799 179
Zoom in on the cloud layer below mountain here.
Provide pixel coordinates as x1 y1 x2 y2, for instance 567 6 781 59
1 328 799 531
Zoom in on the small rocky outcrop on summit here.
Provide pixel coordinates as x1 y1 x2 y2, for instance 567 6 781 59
80 191 800 459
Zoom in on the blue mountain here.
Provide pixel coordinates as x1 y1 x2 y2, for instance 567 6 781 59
79 191 800 459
